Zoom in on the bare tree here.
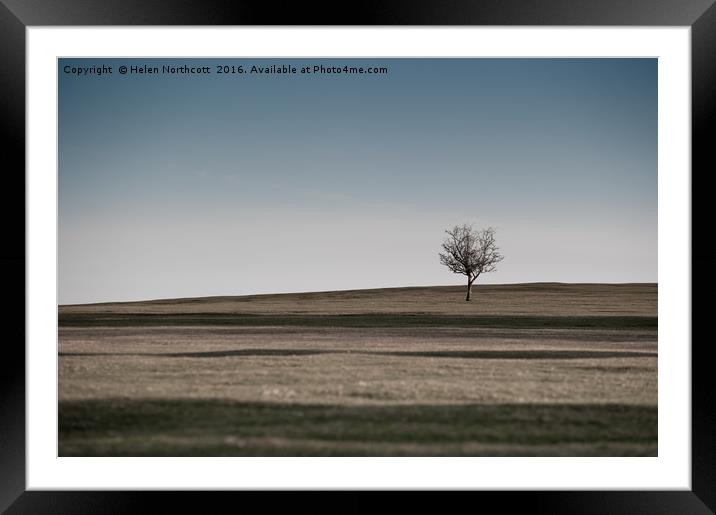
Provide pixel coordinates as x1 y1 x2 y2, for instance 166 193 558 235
439 224 504 301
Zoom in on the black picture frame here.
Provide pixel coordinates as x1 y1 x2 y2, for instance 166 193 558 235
1 1 713 513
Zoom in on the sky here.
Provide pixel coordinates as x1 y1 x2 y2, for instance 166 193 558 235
59 58 657 304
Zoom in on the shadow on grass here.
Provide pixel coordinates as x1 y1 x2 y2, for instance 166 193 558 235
58 313 657 330
59 399 657 457
60 349 656 360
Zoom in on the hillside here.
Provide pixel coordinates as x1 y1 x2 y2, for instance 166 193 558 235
59 283 657 317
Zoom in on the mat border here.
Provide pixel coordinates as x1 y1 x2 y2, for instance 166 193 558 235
2 1 713 512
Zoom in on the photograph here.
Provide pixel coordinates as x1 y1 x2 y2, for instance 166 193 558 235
57 57 658 457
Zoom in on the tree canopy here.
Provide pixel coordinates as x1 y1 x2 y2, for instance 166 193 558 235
439 224 504 301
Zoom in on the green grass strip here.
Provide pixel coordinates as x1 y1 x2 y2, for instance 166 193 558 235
59 313 657 330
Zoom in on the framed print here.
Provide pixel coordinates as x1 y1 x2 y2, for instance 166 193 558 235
2 0 714 513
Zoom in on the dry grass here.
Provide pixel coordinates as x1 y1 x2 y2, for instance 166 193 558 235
60 282 657 317
59 326 656 406
58 283 657 456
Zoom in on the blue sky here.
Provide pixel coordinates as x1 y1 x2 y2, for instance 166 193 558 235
59 58 657 304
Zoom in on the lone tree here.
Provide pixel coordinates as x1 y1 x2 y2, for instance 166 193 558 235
439 224 504 301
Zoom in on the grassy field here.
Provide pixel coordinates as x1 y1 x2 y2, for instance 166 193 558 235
58 283 657 456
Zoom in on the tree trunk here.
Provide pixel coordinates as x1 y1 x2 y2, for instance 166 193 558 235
466 277 473 301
